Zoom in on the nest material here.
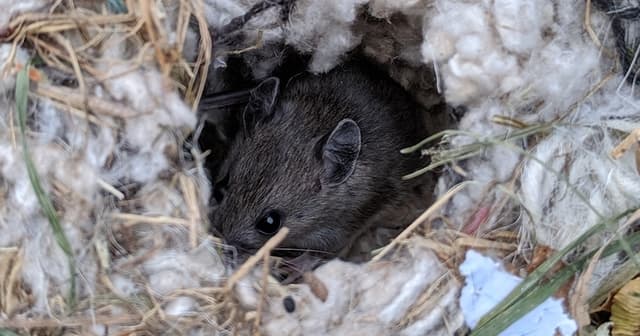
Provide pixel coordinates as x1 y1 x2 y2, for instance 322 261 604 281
0 0 639 335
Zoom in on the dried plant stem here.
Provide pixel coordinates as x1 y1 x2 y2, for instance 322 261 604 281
0 314 139 329
611 128 640 159
253 254 270 335
35 83 144 118
179 175 203 249
225 228 289 292
372 182 471 261
111 213 190 227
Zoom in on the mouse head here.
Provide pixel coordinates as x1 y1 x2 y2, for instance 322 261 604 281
210 77 367 259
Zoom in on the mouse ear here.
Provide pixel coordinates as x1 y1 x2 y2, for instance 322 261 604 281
243 77 280 131
252 77 280 112
321 119 361 186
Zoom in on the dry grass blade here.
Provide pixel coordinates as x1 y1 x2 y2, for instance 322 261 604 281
225 228 289 292
372 181 471 261
185 0 212 109
611 277 640 336
34 83 144 118
611 128 640 159
179 174 203 248
110 213 191 227
0 314 139 329
15 64 76 309
401 123 553 180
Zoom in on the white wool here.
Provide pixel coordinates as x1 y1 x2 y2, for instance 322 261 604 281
109 274 139 297
0 136 100 312
115 152 170 184
400 283 462 336
234 276 260 309
368 0 427 18
493 0 553 54
259 238 462 335
202 0 248 28
34 102 65 143
103 67 196 152
420 0 585 107
378 252 434 323
20 221 76 312
82 125 117 170
143 242 225 295
525 41 601 114
427 0 626 251
165 296 196 316
0 28 208 330
0 0 52 29
137 182 188 215
285 0 368 73
520 79 640 250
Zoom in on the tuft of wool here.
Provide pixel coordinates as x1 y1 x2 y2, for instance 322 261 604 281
0 33 213 326
0 0 53 29
520 80 640 251
425 0 629 245
142 241 226 295
284 0 369 72
252 238 464 335
421 0 558 105
202 0 433 75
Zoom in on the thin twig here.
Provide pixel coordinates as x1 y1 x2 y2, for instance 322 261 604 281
0 315 140 328
225 228 289 292
372 182 471 261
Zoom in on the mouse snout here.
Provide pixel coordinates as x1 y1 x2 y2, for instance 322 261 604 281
221 238 256 264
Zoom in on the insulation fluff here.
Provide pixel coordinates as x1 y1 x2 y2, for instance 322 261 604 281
252 238 463 336
0 29 216 333
423 0 639 262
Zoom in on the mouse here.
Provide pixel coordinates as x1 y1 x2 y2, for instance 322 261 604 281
205 59 433 263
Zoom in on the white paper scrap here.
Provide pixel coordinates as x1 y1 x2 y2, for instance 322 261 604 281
459 250 577 336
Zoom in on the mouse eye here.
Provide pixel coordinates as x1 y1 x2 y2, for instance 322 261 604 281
256 210 283 235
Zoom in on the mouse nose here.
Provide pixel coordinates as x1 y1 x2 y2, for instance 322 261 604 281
221 239 254 266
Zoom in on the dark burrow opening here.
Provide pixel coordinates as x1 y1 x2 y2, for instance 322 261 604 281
191 45 459 282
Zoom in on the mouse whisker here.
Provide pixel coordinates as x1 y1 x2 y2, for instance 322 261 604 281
272 247 334 255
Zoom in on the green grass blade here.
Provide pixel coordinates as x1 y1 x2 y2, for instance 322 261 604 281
15 64 76 308
471 212 639 335
0 329 20 336
106 0 127 13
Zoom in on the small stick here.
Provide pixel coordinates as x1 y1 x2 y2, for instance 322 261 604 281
179 175 203 249
611 128 640 159
253 254 270 335
584 0 602 49
372 182 469 261
0 314 140 328
225 228 289 292
97 178 125 200
454 236 516 251
35 83 144 118
110 213 190 227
